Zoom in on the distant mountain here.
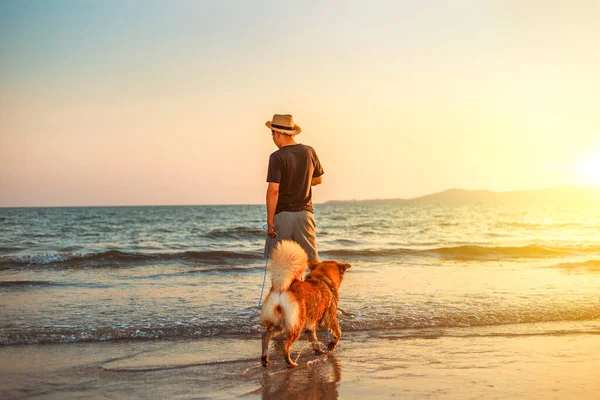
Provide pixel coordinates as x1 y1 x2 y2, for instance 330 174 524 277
324 186 600 205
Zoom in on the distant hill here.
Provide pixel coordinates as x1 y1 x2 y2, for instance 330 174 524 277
324 186 600 205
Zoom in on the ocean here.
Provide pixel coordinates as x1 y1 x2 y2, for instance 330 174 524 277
1 203 600 398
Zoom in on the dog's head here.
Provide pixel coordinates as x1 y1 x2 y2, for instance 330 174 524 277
309 260 351 289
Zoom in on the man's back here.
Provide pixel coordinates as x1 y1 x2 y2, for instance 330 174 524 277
267 144 323 214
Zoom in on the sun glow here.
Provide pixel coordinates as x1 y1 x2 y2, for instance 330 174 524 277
577 151 600 185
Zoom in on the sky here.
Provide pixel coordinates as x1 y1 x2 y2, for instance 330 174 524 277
1 0 599 207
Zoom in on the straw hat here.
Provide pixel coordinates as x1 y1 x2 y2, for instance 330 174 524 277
265 114 302 135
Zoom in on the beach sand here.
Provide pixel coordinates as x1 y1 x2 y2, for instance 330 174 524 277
2 321 599 399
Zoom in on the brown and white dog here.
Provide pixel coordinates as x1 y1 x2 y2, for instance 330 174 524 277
260 240 350 367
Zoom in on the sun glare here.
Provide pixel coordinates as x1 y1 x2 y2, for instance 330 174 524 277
577 151 600 185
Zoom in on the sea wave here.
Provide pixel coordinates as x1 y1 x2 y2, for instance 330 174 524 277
2 244 600 270
0 246 24 255
0 250 262 269
323 244 600 261
0 280 115 288
498 221 594 230
0 280 54 287
552 259 600 274
428 244 582 260
2 303 599 345
203 227 265 240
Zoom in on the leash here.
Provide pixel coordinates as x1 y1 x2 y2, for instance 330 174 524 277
248 224 278 322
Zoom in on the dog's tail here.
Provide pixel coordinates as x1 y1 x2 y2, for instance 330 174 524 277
268 240 308 292
261 241 307 331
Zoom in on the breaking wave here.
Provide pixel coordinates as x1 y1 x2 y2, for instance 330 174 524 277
2 302 599 345
322 244 600 261
0 250 262 269
3 244 600 270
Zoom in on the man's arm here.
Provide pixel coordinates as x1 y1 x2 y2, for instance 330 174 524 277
311 176 322 186
266 182 279 238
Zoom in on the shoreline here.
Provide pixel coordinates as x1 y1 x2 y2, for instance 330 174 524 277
2 322 599 399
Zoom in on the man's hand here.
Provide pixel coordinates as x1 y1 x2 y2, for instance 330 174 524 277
266 182 279 238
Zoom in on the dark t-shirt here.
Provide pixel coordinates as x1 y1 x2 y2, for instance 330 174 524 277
266 144 324 214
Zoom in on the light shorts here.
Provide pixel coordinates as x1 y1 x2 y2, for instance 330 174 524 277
264 210 319 261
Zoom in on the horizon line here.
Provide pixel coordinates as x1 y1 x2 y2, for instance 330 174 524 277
2 185 598 208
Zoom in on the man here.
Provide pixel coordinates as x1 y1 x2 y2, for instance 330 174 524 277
265 114 324 268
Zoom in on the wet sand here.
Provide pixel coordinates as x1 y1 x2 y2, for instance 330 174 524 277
1 321 599 399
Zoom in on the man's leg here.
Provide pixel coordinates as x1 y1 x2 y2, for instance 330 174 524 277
274 212 295 240
264 212 296 258
294 211 319 267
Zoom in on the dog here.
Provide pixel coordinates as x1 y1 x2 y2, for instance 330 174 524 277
260 240 350 367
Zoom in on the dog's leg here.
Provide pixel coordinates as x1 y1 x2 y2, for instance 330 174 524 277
261 327 284 367
327 318 342 352
283 328 302 367
305 328 324 355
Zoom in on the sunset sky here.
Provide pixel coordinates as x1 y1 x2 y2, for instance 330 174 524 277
1 1 599 207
